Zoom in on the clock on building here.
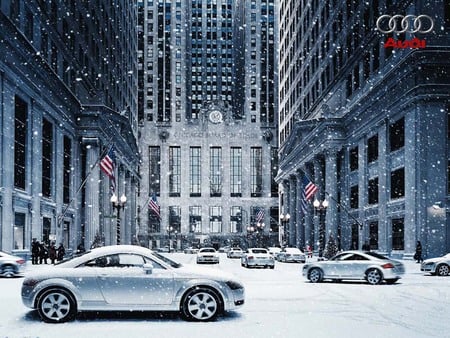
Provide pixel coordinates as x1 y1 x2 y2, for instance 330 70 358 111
208 110 223 124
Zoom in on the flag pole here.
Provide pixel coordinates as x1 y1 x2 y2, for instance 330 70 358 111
57 142 114 228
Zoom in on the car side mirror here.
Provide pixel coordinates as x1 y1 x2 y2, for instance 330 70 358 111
143 263 154 274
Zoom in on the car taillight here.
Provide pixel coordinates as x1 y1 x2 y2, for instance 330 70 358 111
248 256 254 260
381 263 394 269
16 259 26 265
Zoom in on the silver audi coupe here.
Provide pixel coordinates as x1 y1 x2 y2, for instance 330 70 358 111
21 245 245 323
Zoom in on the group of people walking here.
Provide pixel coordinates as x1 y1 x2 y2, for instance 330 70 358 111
31 239 65 265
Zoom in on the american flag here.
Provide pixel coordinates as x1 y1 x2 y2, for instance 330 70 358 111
301 175 318 213
256 208 265 223
148 193 160 219
100 146 116 191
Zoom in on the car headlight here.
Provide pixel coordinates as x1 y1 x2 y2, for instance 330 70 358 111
226 280 244 290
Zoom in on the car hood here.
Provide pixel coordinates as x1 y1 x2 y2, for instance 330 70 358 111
177 264 238 281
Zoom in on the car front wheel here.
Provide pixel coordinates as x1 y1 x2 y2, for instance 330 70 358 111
366 268 382 285
1 265 16 277
436 264 450 276
181 288 221 322
37 288 77 323
308 268 323 283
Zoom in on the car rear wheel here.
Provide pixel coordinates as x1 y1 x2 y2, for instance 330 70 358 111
181 287 221 322
436 264 450 276
1 265 16 278
308 268 323 283
366 268 382 285
37 288 77 323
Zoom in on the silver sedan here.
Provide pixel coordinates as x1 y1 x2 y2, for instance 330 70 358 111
302 251 405 285
421 253 450 276
21 245 244 323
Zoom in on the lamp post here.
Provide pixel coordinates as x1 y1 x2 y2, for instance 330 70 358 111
246 226 255 248
110 193 127 245
313 198 328 258
256 222 265 247
279 213 290 247
167 226 174 253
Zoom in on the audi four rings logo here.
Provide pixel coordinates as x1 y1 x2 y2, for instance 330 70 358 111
376 15 434 34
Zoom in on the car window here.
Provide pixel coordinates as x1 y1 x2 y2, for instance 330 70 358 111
252 249 268 254
343 254 368 261
200 248 215 253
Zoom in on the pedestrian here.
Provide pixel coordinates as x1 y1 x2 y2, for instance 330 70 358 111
415 240 423 263
48 242 57 264
31 239 40 265
362 241 370 251
76 243 85 254
39 242 48 264
306 244 313 258
57 243 66 261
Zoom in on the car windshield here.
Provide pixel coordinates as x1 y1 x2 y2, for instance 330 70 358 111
200 248 216 253
151 252 182 268
252 249 268 254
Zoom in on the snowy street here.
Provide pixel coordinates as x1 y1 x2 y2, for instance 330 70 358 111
1 253 449 338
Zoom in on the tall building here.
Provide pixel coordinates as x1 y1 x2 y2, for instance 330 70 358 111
137 0 278 250
0 1 139 253
277 0 450 258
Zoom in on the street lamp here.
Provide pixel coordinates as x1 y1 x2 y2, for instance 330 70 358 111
279 213 290 247
110 193 127 245
246 226 255 248
256 222 265 247
313 199 328 257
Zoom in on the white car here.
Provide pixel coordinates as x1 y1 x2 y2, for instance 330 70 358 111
421 253 450 276
241 248 275 269
302 251 404 285
227 248 244 258
0 251 26 277
268 247 282 259
276 248 306 263
22 245 244 323
196 247 220 264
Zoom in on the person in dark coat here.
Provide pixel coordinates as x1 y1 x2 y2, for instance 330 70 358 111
31 239 40 265
415 241 423 263
39 242 48 264
57 243 66 261
48 242 57 264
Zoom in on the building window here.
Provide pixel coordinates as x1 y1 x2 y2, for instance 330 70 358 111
42 118 53 198
389 117 405 152
448 160 450 194
230 206 242 233
349 146 358 171
209 206 222 233
369 221 379 250
270 206 279 233
271 147 279 197
14 213 26 250
251 147 263 197
63 136 72 204
14 96 27 190
149 146 161 195
351 223 359 250
230 147 242 197
392 218 404 250
390 167 405 199
210 147 222 197
189 206 202 233
169 147 181 197
190 147 201 197
350 185 359 209
368 177 379 205
169 206 181 233
367 134 378 163
42 217 51 245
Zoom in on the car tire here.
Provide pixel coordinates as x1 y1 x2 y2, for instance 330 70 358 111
270 265 275 269
180 287 222 322
1 264 17 278
37 288 77 323
436 264 450 276
308 268 323 283
366 268 382 285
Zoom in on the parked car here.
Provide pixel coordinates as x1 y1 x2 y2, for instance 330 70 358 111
183 247 199 254
421 253 450 276
196 247 220 264
218 246 231 253
276 248 306 263
21 245 244 323
302 250 405 285
268 247 282 260
227 247 244 258
0 251 26 278
241 248 275 269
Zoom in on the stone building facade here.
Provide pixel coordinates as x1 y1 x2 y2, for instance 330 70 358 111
277 0 450 258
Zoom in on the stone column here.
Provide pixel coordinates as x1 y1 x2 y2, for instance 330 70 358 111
295 170 304 248
82 138 100 249
325 150 338 241
303 164 314 248
288 176 297 246
313 157 324 253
